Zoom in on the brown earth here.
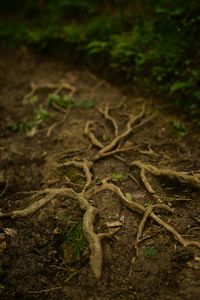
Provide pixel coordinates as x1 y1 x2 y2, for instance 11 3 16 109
0 48 200 300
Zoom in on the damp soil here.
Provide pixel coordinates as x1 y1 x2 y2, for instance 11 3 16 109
0 48 200 300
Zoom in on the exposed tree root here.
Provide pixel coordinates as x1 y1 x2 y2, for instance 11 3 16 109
87 181 200 249
1 103 200 280
94 105 146 159
0 192 54 218
47 108 71 136
97 104 119 136
23 80 76 102
84 104 155 162
56 159 94 193
84 121 104 149
131 160 200 192
140 169 156 194
0 185 118 279
139 147 159 157
134 204 173 253
83 205 119 278
0 188 78 218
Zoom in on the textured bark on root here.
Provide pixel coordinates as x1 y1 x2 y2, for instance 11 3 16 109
0 185 117 279
131 160 200 192
87 181 200 249
134 204 173 249
23 80 76 102
97 104 119 136
56 159 94 193
1 103 200 280
84 104 155 161
1 173 200 278
83 205 119 278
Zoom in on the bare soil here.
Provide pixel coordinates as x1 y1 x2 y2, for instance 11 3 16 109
0 48 200 300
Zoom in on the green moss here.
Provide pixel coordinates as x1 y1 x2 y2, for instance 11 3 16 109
63 166 85 186
143 245 157 258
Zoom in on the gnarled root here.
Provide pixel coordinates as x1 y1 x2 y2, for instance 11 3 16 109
0 186 118 279
56 159 94 192
23 80 76 102
83 205 118 278
97 104 119 136
84 104 154 162
134 204 173 249
87 182 200 249
131 160 200 192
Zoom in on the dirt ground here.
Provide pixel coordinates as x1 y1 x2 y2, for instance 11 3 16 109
0 47 200 300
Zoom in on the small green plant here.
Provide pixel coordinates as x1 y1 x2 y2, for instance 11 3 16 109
55 214 86 260
111 172 124 182
48 93 73 109
65 222 86 259
75 99 95 109
33 106 50 127
143 245 157 258
5 119 28 133
171 119 188 137
48 94 95 110
5 106 50 134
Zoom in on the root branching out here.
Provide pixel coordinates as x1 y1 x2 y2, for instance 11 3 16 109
23 80 76 102
1 103 200 279
131 160 200 192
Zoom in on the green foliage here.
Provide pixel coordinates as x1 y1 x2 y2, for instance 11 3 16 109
111 172 124 182
143 245 157 258
33 106 50 127
56 214 86 260
5 120 28 133
86 40 109 55
48 94 73 109
5 105 50 133
75 99 95 109
48 94 95 110
171 120 188 137
60 24 85 44
54 211 87 263
64 222 86 259
1 0 200 112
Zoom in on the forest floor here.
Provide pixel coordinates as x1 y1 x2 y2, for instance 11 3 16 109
0 48 200 300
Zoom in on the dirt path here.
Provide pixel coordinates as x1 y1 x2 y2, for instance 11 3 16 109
0 49 200 300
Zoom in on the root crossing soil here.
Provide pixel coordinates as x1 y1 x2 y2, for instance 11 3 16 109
0 48 200 300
